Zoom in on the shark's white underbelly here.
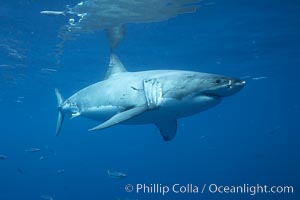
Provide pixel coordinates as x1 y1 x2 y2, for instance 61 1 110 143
79 95 220 124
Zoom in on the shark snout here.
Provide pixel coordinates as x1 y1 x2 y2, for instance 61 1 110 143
233 79 246 86
228 79 246 88
224 78 245 96
204 77 246 98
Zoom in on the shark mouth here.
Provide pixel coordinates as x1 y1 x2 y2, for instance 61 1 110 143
202 93 222 99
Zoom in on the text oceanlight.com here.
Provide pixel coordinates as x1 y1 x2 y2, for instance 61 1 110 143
124 183 294 196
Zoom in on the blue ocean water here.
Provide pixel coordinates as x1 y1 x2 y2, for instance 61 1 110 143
0 0 299 200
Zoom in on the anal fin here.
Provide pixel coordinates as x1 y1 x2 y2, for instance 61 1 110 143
155 120 177 142
89 105 148 131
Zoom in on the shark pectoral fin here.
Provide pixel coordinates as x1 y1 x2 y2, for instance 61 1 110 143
155 120 177 142
88 105 148 131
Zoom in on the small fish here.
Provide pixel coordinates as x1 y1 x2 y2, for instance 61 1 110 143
107 169 126 179
252 76 268 80
25 148 41 152
41 68 58 73
0 155 8 160
57 169 65 174
240 76 268 81
39 156 45 160
0 64 11 68
17 168 24 175
40 10 65 16
199 135 206 140
40 194 54 200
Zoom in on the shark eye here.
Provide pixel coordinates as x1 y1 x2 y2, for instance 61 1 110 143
215 79 221 84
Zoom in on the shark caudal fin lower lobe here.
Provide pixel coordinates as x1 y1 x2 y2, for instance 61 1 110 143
55 88 65 136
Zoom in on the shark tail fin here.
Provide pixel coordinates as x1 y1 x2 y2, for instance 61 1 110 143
55 88 65 136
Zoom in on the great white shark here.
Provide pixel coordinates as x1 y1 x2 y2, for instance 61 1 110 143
55 54 245 141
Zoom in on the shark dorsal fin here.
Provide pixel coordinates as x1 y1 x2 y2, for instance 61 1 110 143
104 54 127 79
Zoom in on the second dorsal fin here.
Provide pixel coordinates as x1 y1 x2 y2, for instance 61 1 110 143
104 54 127 79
